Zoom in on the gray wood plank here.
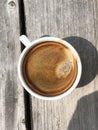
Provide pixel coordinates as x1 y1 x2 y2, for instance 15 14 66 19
0 0 26 130
24 0 98 129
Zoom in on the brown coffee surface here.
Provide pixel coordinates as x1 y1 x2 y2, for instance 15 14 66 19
23 41 78 96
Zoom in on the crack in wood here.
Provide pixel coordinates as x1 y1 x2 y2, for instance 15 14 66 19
18 0 32 130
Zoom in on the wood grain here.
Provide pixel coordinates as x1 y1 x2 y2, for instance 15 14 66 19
24 0 98 129
0 0 26 130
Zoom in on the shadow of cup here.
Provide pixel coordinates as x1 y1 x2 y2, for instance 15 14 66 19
68 91 98 130
63 36 98 87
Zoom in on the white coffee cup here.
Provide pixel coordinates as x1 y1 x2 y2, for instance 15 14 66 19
18 35 82 100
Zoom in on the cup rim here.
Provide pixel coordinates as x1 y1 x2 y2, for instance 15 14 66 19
18 37 82 100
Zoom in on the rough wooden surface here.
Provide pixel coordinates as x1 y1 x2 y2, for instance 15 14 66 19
0 0 98 130
0 0 26 130
24 0 98 130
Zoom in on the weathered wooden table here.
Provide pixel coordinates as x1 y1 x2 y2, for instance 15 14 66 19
0 0 98 130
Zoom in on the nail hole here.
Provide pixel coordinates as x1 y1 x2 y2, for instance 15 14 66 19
22 119 25 124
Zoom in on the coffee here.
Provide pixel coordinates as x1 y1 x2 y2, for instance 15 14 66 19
22 41 78 96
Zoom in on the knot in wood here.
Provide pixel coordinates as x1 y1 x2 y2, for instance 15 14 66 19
8 1 16 9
